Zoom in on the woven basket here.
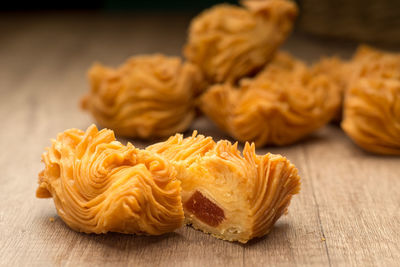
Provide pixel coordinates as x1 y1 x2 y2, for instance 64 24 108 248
296 0 400 44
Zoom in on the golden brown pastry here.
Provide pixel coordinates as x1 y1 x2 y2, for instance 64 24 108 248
311 57 349 92
351 45 400 80
147 132 301 243
311 56 349 121
36 125 184 235
309 45 400 124
341 46 400 155
310 45 400 103
342 78 400 155
184 0 298 84
81 54 202 139
198 52 341 146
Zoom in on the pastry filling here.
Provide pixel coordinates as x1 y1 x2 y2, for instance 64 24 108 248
184 191 225 227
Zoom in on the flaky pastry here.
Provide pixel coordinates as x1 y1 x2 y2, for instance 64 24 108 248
311 57 349 93
351 45 400 80
184 0 297 84
310 45 400 123
147 132 301 243
198 52 341 146
82 54 202 139
309 45 400 102
341 46 400 155
311 56 349 120
342 78 400 155
36 125 184 235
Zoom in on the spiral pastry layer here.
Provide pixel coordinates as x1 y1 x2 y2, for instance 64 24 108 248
340 46 400 155
351 45 400 80
342 78 400 155
198 51 341 146
311 56 349 120
36 125 184 235
184 0 297 84
82 54 202 139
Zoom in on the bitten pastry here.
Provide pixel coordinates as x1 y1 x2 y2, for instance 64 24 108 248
36 125 184 235
81 54 202 139
184 0 298 84
198 52 341 146
147 132 301 243
341 46 400 155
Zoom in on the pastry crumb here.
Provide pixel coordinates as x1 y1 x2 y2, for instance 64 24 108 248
321 237 326 242
49 217 55 222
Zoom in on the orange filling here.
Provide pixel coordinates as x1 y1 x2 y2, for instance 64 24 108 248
184 191 225 227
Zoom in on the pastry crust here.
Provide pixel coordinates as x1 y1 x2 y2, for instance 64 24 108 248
342 78 400 155
311 56 349 120
351 45 400 80
36 125 184 235
311 57 349 93
309 45 400 123
198 52 341 146
82 54 202 139
184 0 297 84
147 131 301 243
341 46 400 155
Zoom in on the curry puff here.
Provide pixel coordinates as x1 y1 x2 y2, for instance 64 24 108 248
199 52 341 146
184 0 298 84
82 54 202 139
350 45 400 81
342 46 400 155
37 126 300 242
311 56 349 120
147 132 301 243
36 125 184 235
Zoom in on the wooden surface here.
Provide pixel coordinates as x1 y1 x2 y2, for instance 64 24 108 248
0 12 399 267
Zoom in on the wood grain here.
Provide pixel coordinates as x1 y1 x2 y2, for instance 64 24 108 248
0 12 399 267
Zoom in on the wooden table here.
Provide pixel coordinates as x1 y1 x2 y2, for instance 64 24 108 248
0 12 399 267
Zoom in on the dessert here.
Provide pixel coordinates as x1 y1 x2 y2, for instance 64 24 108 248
309 45 400 124
342 78 400 155
82 54 202 139
341 46 400 155
198 52 341 146
341 45 400 155
36 125 184 235
351 45 400 81
147 131 301 243
184 0 298 84
311 56 349 120
311 56 349 95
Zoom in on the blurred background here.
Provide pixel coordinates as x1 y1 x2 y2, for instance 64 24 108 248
0 1 237 11
2 0 400 45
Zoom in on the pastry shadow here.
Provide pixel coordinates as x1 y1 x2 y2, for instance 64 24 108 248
37 214 292 248
241 222 291 247
254 131 332 155
82 231 184 250
36 214 184 250
193 118 338 152
347 143 400 159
